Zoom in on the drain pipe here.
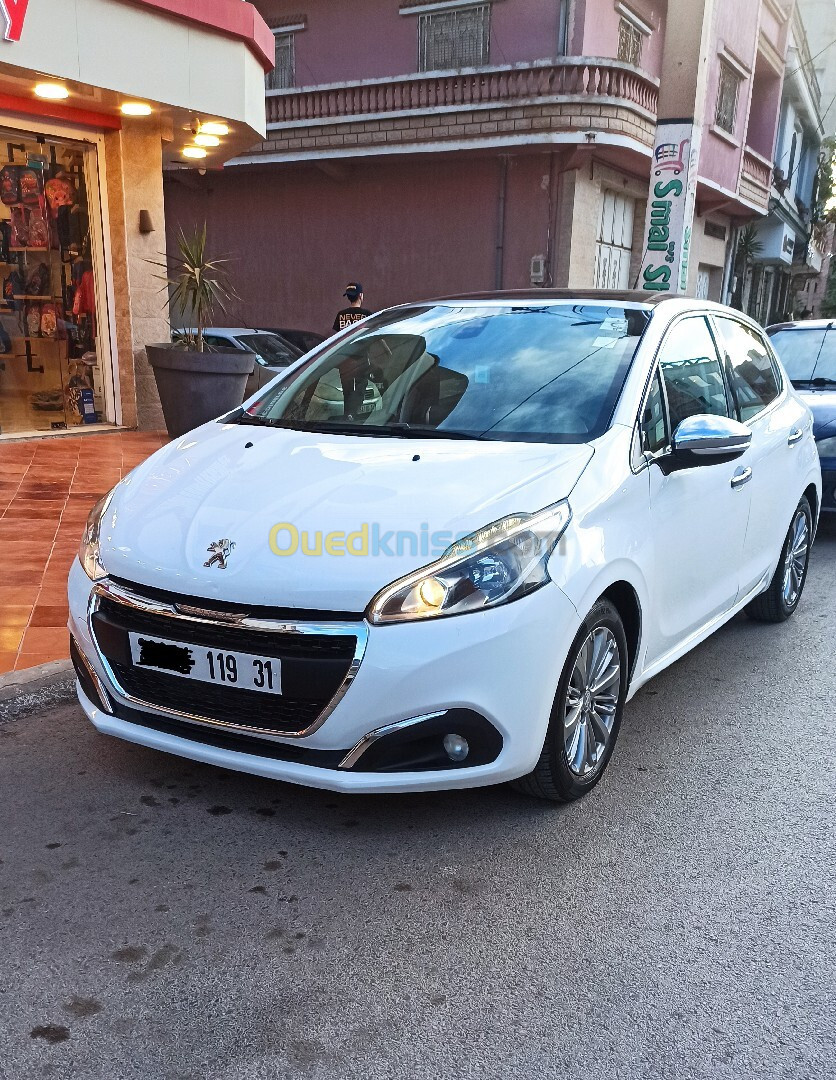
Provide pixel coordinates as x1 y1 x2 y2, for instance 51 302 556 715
495 155 508 290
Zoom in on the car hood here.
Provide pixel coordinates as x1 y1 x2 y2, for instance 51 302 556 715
98 421 594 612
798 390 836 439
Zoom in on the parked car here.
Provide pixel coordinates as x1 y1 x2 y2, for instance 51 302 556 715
766 319 836 513
259 327 326 354
172 327 303 397
72 292 820 802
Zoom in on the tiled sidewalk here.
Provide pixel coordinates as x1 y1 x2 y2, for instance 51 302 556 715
0 431 167 673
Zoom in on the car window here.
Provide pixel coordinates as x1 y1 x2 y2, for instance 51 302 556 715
767 327 825 384
715 318 781 421
202 334 235 350
657 316 730 434
237 333 296 365
814 328 836 384
243 303 651 444
641 369 667 454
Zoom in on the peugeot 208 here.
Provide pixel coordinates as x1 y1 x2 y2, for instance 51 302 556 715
69 292 821 801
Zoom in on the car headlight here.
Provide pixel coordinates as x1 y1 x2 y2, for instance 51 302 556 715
816 435 836 459
78 492 114 581
368 501 571 624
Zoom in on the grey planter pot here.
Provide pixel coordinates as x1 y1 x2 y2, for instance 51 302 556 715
146 344 255 438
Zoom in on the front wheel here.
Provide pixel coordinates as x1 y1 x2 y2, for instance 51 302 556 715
513 599 628 802
745 496 812 623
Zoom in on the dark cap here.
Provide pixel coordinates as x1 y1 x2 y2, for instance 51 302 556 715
344 281 363 298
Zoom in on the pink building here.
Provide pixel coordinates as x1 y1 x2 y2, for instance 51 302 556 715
164 0 793 334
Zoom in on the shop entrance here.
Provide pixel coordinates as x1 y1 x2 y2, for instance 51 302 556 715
0 125 112 438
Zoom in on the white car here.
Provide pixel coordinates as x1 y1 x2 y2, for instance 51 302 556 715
70 292 821 802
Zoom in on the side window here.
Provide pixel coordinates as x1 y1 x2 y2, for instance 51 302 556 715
715 318 781 421
641 369 667 454
657 316 730 434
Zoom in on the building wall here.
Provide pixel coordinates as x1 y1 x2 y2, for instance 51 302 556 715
570 0 666 77
105 120 168 430
164 152 565 331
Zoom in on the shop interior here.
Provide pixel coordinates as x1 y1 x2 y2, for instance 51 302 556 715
0 128 105 436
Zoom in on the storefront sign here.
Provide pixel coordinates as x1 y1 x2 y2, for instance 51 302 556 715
639 120 702 294
1 0 30 42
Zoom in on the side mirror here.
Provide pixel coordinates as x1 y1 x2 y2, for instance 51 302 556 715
664 414 751 472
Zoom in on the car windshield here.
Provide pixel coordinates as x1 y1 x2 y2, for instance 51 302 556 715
769 327 836 385
238 303 650 443
237 333 299 364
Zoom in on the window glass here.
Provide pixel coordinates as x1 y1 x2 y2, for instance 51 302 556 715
767 327 825 383
418 4 491 71
641 369 666 453
237 333 296 365
617 18 643 65
266 32 295 90
715 318 781 421
715 61 741 134
657 317 729 433
243 303 651 444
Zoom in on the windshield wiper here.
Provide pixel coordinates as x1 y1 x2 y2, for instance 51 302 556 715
372 423 485 440
233 413 286 427
811 377 836 388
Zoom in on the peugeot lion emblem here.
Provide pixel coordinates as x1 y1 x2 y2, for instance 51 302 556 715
204 538 236 570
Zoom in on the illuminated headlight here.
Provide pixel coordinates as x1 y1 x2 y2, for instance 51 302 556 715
78 492 114 581
368 501 571 624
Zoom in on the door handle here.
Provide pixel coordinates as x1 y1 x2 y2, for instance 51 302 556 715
787 428 804 446
731 466 752 489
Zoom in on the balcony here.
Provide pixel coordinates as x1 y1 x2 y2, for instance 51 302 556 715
739 146 772 212
240 58 660 164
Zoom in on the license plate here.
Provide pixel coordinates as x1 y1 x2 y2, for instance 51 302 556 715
128 632 282 695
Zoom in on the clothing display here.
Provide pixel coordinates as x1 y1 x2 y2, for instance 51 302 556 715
0 129 103 435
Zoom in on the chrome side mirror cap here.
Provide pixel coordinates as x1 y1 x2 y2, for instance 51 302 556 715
664 414 751 472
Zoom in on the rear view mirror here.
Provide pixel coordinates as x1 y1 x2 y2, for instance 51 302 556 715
664 414 751 472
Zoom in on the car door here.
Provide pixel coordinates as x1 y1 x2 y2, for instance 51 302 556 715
712 315 810 595
641 315 753 665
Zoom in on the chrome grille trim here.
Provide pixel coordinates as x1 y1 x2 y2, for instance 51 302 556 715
87 579 368 743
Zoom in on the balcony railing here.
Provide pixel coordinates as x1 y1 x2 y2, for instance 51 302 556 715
265 58 659 128
740 146 772 211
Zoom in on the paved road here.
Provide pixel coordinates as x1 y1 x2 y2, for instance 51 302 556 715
2 520 835 1080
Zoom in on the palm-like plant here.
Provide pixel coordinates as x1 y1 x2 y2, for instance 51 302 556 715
155 225 237 353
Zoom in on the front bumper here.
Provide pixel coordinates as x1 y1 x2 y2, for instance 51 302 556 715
68 559 582 793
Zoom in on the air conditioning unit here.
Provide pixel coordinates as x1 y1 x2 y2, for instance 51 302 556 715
530 254 547 285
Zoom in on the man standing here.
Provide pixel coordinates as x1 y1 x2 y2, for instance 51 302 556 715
333 282 372 333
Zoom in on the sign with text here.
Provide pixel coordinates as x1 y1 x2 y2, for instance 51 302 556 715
639 120 702 294
0 0 29 41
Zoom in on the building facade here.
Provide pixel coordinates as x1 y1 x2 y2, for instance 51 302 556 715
163 0 805 336
743 0 836 325
0 0 271 440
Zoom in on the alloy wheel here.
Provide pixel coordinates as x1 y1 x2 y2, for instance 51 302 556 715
781 508 809 608
563 626 621 777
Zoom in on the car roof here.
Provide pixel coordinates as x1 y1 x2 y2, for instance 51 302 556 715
426 288 672 307
180 328 268 336
766 320 835 332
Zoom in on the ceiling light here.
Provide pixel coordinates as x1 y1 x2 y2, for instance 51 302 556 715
182 146 207 159
121 102 152 116
34 82 69 100
194 133 220 147
199 122 229 136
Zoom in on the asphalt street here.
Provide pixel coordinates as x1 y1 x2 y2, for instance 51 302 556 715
2 519 835 1080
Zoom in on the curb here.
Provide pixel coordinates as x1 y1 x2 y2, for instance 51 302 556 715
0 660 76 724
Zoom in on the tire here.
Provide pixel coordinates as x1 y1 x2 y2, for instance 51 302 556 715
745 496 812 624
513 599 629 802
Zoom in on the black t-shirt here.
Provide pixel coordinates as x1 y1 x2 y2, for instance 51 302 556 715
333 307 372 333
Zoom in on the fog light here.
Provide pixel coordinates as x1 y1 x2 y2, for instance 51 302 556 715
443 733 469 762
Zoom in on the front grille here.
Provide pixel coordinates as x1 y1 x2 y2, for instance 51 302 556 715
91 590 359 737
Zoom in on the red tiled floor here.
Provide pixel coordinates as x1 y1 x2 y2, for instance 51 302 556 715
0 430 168 674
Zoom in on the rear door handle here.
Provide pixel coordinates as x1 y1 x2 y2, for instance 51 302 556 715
731 466 752 489
788 428 804 446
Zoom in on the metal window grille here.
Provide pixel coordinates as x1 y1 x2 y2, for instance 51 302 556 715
418 4 491 72
616 18 643 66
266 32 295 90
715 61 741 134
594 190 635 290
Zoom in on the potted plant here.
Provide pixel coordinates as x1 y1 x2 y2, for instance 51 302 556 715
146 224 254 438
